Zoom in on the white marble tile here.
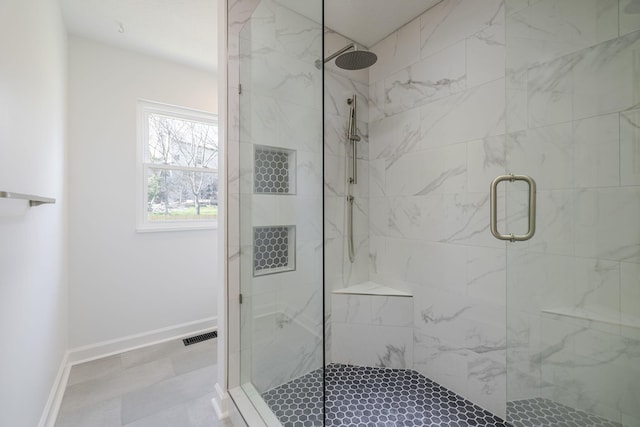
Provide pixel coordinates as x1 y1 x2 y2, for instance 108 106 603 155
331 294 372 324
506 249 576 314
421 78 505 149
324 70 370 119
527 57 573 128
247 0 276 51
505 0 529 16
385 239 468 295
249 48 321 108
278 99 322 154
574 188 640 263
323 153 346 196
513 190 574 256
324 112 347 158
620 0 640 36
621 109 640 186
413 332 469 397
274 2 322 62
466 5 505 88
369 108 421 163
368 79 386 122
332 323 413 369
506 122 573 190
414 287 506 355
573 113 620 188
506 88 528 133
323 195 344 239
386 195 447 242
384 40 467 116
369 158 386 197
623 412 640 427
252 313 323 392
420 0 504 60
370 296 413 327
296 150 323 197
506 0 619 70
572 258 621 317
386 143 467 197
443 192 505 249
467 352 507 419
467 135 506 193
572 30 640 120
369 17 421 84
621 262 640 335
467 246 506 306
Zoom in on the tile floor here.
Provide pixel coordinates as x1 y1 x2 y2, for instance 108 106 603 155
263 364 507 427
55 337 230 427
262 364 622 427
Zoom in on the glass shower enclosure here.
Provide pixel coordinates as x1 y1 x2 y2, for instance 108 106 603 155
504 3 640 426
234 0 324 423
227 0 640 426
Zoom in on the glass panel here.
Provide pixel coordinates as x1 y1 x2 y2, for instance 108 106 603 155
237 0 324 424
146 168 217 221
147 113 218 169
505 2 640 426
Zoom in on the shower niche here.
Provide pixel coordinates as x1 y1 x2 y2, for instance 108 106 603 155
253 145 296 195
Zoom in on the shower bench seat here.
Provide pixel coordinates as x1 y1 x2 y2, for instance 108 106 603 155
331 281 414 369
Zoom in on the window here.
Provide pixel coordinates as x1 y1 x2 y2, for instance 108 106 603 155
137 100 218 231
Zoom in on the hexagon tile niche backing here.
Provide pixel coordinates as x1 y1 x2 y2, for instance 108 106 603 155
253 225 295 276
254 145 296 194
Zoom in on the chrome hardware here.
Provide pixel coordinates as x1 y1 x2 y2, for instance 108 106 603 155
490 174 537 242
347 95 359 184
0 191 56 207
347 195 355 263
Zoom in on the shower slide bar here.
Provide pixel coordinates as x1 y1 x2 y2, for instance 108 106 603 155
490 174 536 242
0 191 56 207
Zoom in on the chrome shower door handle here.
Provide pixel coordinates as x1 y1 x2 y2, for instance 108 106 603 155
490 174 537 242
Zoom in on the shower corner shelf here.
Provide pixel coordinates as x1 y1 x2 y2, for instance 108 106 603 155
0 191 56 207
332 281 413 297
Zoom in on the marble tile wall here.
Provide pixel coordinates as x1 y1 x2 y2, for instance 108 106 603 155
367 0 508 418
331 294 414 369
504 1 640 426
230 0 325 394
323 29 371 364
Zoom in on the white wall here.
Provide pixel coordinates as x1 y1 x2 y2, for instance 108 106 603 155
0 1 68 426
67 36 219 348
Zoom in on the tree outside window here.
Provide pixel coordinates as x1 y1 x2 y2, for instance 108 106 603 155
138 101 218 231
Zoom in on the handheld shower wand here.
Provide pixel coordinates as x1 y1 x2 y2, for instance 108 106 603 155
346 95 360 263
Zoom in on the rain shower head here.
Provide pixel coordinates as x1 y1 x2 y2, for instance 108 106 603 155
315 43 378 70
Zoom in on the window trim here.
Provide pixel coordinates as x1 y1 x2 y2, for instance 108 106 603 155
136 99 219 232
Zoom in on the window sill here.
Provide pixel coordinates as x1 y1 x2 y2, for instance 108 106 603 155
136 222 218 233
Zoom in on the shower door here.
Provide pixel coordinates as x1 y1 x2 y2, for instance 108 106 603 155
236 0 324 424
504 2 640 426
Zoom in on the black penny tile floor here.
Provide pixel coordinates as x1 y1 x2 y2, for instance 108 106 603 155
262 364 507 427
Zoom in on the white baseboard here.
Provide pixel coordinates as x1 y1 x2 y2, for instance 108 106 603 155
212 382 229 419
38 351 71 427
39 317 217 427
68 317 217 365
